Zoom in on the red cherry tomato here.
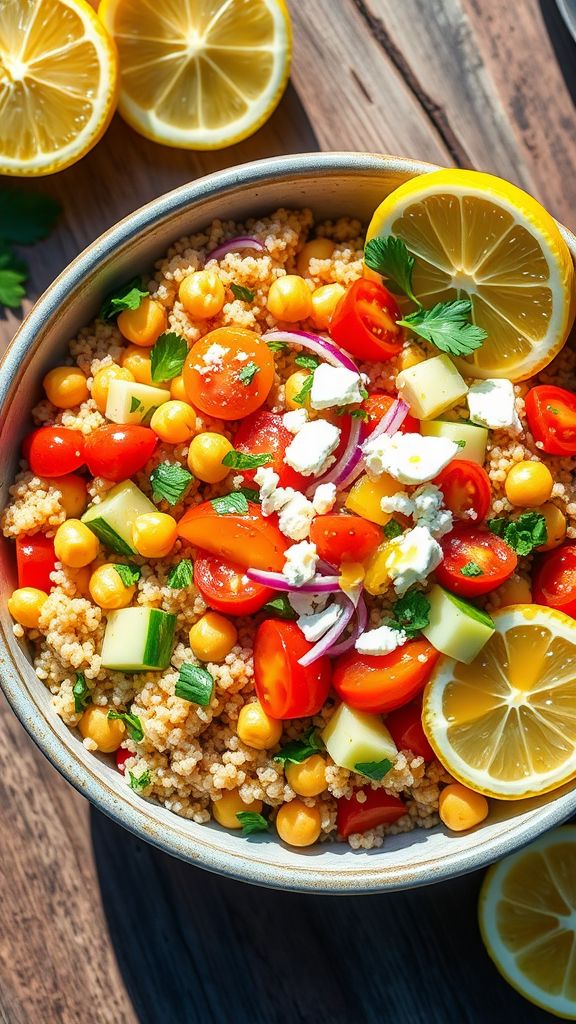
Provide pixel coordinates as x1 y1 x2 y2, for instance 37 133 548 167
253 619 331 719
434 459 491 522
194 551 273 616
309 514 382 565
83 425 157 482
16 534 57 592
333 638 439 714
116 748 131 773
525 385 576 455
177 500 287 571
183 327 274 420
233 410 306 490
436 523 517 597
362 392 419 434
329 279 404 361
386 697 434 761
337 789 406 839
25 427 85 477
533 544 576 618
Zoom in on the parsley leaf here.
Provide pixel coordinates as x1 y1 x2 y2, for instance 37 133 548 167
236 811 270 836
398 299 487 357
388 591 430 638
128 769 151 791
108 710 144 743
150 331 188 383
460 561 483 578
274 727 324 764
294 354 320 370
175 664 214 706
383 519 403 540
167 559 194 589
113 563 141 587
100 278 149 322
230 283 255 302
238 361 260 386
354 758 394 781
0 190 60 244
150 463 193 505
364 236 419 305
488 511 548 556
262 594 298 620
266 339 288 353
73 673 91 713
211 492 249 515
292 371 314 406
221 450 272 470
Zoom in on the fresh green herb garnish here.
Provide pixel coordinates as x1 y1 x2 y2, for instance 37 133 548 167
150 331 188 383
238 361 260 386
141 404 159 426
150 462 193 505
128 769 151 791
221 450 272 470
238 487 261 504
266 339 288 353
488 511 548 556
294 354 320 370
397 299 487 358
383 519 404 540
130 397 143 413
113 564 141 587
455 439 466 448
359 386 369 400
236 811 270 836
348 408 369 421
230 283 255 302
262 594 298 620
460 561 483 578
292 372 314 406
211 492 249 515
547 405 559 415
354 758 394 781
388 591 430 638
108 710 144 742
73 673 91 713
175 664 214 706
273 727 324 764
364 236 419 305
100 278 149 322
167 559 194 589
0 190 60 244
0 242 27 308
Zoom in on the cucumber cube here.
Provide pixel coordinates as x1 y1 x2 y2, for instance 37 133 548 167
322 703 397 771
397 354 468 420
101 607 176 671
420 419 488 466
105 379 171 425
422 584 495 664
82 480 156 555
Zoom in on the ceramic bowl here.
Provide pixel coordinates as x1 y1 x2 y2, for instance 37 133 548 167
2 152 575 893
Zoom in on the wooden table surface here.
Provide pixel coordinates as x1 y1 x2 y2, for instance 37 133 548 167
1 2 576 1021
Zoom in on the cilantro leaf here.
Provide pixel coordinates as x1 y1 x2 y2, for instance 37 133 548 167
262 594 298 620
128 769 151 791
221 450 272 470
236 811 270 836
294 354 320 370
460 561 483 578
398 299 487 357
292 371 314 406
486 516 507 538
274 727 324 764
354 758 394 781
230 283 255 302
388 591 430 638
150 462 193 505
99 278 149 322
150 331 188 383
73 673 91 713
167 559 194 589
238 361 260 386
175 664 214 706
211 492 249 515
113 563 141 587
364 236 419 305
108 710 144 743
383 519 403 540
0 190 60 244
488 511 547 556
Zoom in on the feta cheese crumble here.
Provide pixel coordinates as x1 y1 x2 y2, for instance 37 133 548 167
363 431 459 484
312 482 337 515
384 525 443 595
355 624 407 655
282 408 308 434
382 484 453 538
310 364 364 410
297 601 343 642
288 590 328 616
284 420 341 477
283 541 318 587
467 378 522 433
196 343 228 375
254 466 314 540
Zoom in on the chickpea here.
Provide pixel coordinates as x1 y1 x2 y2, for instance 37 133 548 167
237 701 282 751
439 783 489 832
179 270 225 320
285 755 326 797
535 502 567 551
189 611 237 662
120 346 152 385
296 238 336 277
170 374 188 402
284 370 312 411
117 296 167 347
310 283 345 329
150 401 197 444
92 364 134 413
187 432 233 483
54 519 100 568
79 706 125 753
276 800 322 847
56 474 88 518
43 366 89 409
89 563 136 609
132 512 177 558
267 275 313 322
8 587 48 628
211 789 263 829
505 460 553 507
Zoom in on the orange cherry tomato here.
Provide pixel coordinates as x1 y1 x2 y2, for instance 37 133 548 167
332 638 440 714
329 279 404 361
309 514 382 565
183 327 275 421
533 544 576 618
177 499 286 571
233 409 307 490
385 697 434 761
337 789 406 839
434 459 491 522
363 391 419 433
254 619 331 719
436 523 517 597
194 551 273 616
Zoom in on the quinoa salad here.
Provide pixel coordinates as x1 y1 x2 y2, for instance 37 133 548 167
4 168 576 851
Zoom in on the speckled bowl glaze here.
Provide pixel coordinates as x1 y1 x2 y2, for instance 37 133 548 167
1 152 576 893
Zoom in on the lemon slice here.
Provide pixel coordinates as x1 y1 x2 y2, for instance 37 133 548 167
367 169 575 381
98 0 292 150
0 0 118 176
479 826 576 1019
422 605 576 799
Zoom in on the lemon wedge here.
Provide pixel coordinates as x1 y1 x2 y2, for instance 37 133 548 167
480 827 576 1019
0 0 118 176
98 0 292 149
367 169 575 381
422 604 576 799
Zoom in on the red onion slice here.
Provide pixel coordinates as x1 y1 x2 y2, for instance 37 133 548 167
297 594 354 666
262 330 359 373
328 593 368 656
207 236 266 260
246 568 341 593
305 415 362 496
361 397 410 451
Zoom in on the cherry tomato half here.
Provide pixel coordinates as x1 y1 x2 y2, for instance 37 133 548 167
83 425 157 482
329 279 404 361
25 426 85 477
177 500 287 572
362 392 419 434
386 697 434 761
533 544 576 618
309 514 382 565
194 551 273 616
233 409 306 490
184 327 274 420
436 523 517 597
434 459 491 522
525 385 576 456
116 748 131 773
254 619 331 719
337 789 406 839
16 534 57 592
333 638 439 714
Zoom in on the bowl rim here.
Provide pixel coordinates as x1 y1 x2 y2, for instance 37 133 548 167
2 150 576 893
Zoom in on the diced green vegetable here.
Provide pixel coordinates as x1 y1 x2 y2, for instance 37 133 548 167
175 664 214 706
101 607 176 671
82 480 156 555
105 379 170 425
422 584 495 664
321 704 397 771
419 419 488 465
